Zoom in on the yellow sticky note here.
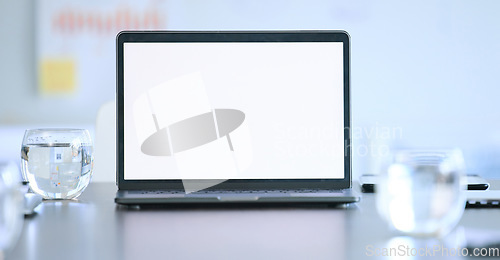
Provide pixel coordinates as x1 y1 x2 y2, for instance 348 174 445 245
39 58 77 94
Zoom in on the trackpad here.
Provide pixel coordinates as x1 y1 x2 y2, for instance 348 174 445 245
217 196 259 201
290 192 340 197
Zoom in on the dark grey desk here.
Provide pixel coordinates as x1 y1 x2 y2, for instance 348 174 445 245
9 183 500 260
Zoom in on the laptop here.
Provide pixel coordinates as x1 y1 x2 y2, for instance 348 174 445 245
115 30 359 205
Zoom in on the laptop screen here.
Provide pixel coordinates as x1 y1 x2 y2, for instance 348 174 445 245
121 34 347 183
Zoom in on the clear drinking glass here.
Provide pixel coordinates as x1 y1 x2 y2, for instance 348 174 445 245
376 149 466 237
0 163 23 258
21 129 93 199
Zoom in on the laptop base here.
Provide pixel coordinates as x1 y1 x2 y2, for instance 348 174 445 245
115 189 360 206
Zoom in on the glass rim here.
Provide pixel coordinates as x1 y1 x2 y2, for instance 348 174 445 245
391 147 462 152
22 128 92 145
390 148 463 156
24 128 89 133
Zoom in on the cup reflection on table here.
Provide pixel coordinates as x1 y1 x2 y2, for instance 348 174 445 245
376 149 467 237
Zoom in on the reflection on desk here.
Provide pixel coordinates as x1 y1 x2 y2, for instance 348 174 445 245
9 183 500 260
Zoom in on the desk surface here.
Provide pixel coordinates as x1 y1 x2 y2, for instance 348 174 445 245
9 182 500 260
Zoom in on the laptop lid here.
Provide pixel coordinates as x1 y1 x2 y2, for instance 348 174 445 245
116 31 351 191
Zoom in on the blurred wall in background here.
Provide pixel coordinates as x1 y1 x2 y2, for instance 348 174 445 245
1 0 499 178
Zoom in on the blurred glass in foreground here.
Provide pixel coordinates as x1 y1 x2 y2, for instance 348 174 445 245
21 129 93 199
0 162 23 258
376 149 466 237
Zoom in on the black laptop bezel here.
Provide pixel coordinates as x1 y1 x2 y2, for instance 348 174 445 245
116 30 351 190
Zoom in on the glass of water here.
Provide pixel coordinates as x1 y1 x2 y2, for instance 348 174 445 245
21 129 93 199
0 162 24 257
376 149 466 237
